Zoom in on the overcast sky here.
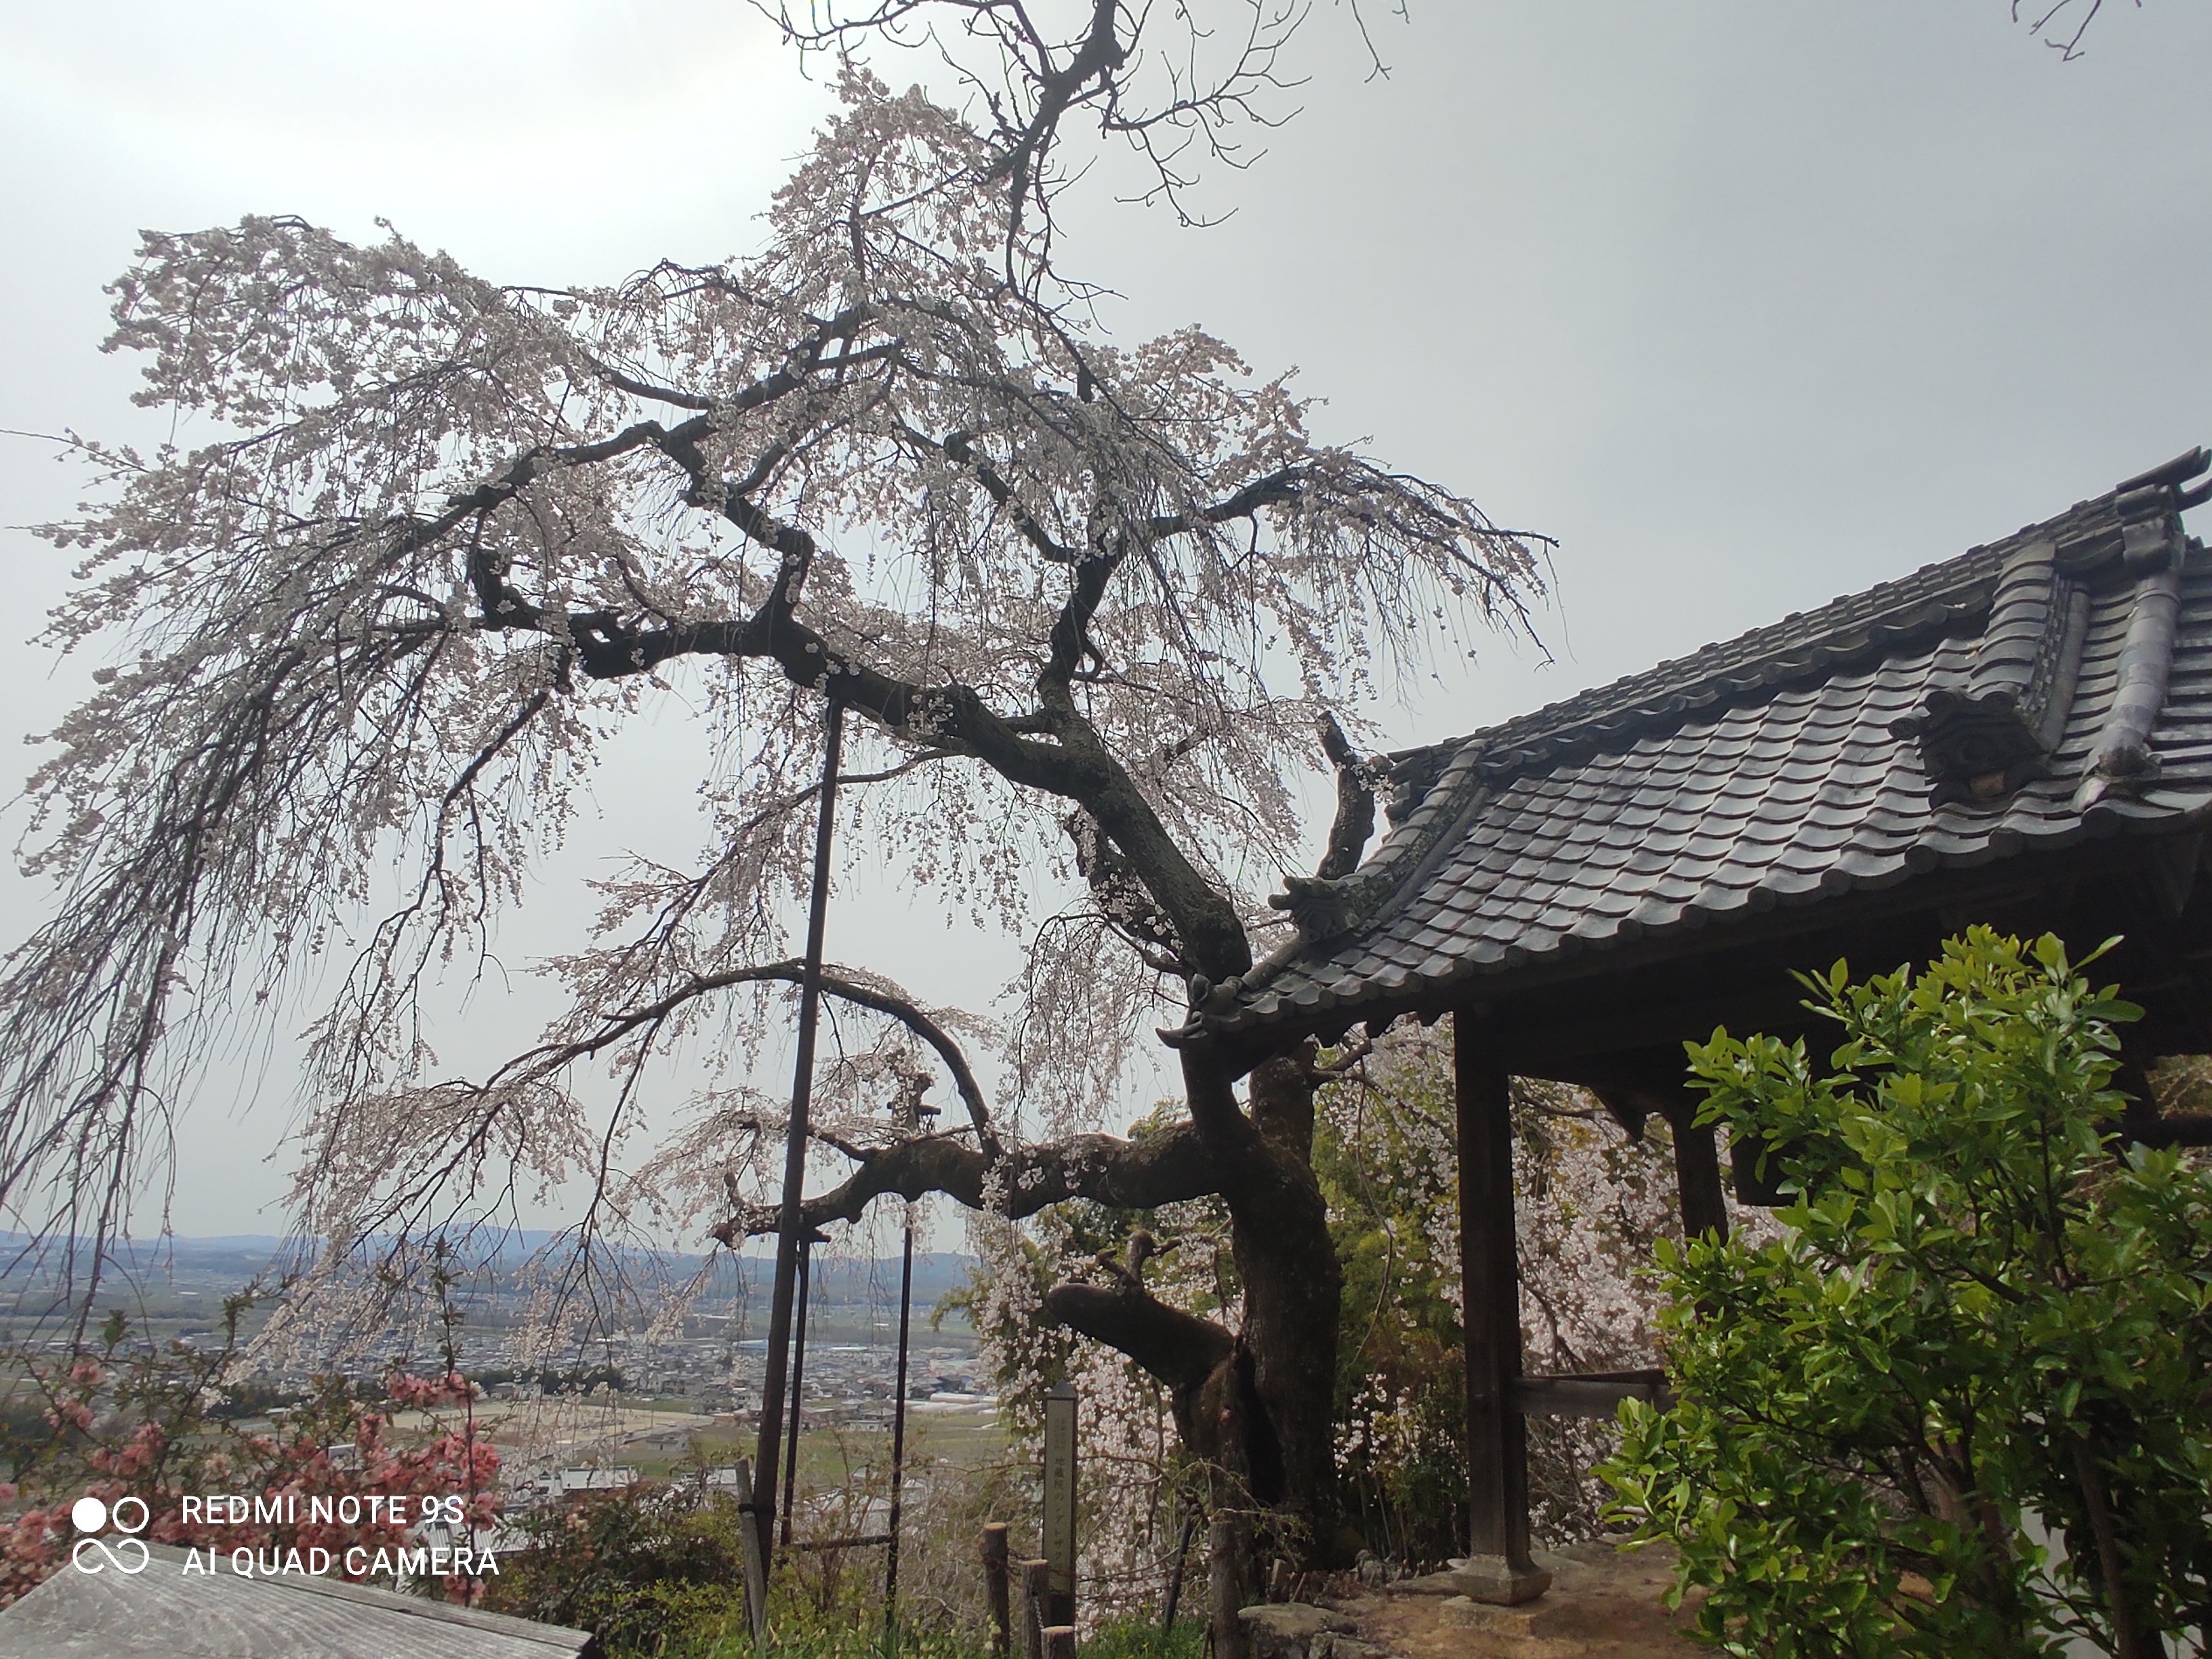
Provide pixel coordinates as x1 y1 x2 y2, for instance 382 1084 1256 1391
1 1 2207 1242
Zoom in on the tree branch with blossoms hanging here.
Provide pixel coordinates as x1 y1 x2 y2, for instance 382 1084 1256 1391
1 51 1540 1642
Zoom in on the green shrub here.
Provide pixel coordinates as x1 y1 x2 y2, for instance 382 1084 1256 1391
487 1480 751 1654
487 1473 1197 1659
1600 930 2212 1658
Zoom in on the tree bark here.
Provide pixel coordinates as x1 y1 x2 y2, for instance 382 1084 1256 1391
1223 1050 1346 1553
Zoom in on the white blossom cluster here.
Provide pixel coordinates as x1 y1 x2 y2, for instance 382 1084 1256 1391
0 62 1539 1317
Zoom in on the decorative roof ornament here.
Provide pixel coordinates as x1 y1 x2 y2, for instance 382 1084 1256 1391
1887 537 2088 806
2072 458 2209 810
1890 451 2211 809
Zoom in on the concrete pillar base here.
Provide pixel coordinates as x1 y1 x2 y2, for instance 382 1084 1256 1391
1442 1554 1552 1605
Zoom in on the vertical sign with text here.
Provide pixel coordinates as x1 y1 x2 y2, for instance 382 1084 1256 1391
1042 1380 1077 1629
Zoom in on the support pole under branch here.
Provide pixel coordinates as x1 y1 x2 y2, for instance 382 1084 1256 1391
751 691 846 1584
884 1207 916 1627
884 1075 936 1629
781 1233 819 1549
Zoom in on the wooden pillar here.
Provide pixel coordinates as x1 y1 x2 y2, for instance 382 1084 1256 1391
981 1522 1011 1658
1666 1103 1730 1244
2112 1049 2164 1141
1453 1017 1546 1601
1021 1559 1050 1659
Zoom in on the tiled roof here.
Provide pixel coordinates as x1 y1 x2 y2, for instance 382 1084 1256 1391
1193 449 2212 1044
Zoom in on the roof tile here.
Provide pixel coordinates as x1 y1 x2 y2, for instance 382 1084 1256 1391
1211 459 2212 1040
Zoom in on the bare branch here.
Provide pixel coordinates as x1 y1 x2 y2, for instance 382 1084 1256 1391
2015 0 2136 59
758 0 1392 237
501 959 998 1153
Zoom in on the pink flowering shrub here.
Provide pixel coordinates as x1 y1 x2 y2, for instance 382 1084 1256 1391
0 1304 497 1606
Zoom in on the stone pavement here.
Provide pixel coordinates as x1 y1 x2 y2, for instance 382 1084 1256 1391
1241 1540 1705 1659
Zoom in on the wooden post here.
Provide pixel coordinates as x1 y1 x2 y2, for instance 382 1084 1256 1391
1206 1508 1244 1659
1042 1382 1078 1629
982 1522 1012 1658
1042 1627 1077 1659
1453 1017 1549 1605
1666 1101 1730 1244
1021 1558 1051 1659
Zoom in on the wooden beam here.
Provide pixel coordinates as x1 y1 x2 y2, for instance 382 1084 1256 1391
2129 1113 2212 1147
1509 1370 1673 1420
1576 1069 1733 1232
1454 1017 1536 1573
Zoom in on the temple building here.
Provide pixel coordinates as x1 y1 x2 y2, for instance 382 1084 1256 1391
1176 447 2212 1599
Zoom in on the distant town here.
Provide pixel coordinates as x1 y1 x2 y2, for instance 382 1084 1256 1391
0 1233 1002 1504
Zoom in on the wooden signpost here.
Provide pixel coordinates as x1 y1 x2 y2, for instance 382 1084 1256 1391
1042 1381 1077 1631
981 1383 1078 1651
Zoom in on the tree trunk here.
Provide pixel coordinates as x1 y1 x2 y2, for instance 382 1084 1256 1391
1046 1046 1347 1580
2071 1433 2150 1659
1227 1050 1347 1560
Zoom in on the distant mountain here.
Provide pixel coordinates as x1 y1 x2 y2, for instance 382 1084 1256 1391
0 1233 978 1305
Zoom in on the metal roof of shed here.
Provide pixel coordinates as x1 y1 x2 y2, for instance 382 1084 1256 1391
0 1543 595 1658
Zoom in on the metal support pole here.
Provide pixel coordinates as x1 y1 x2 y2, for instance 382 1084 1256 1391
884 1208 916 1624
1160 1509 1195 1632
751 693 845 1582
780 1236 814 1547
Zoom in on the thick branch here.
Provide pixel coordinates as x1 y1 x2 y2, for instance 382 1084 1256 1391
1145 466 1307 539
725 961 996 1153
709 1118 1218 1244
1040 548 1120 706
1044 1281 1231 1395
991 0 1128 209
1065 811 1185 968
527 462 1251 977
917 425 1080 565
